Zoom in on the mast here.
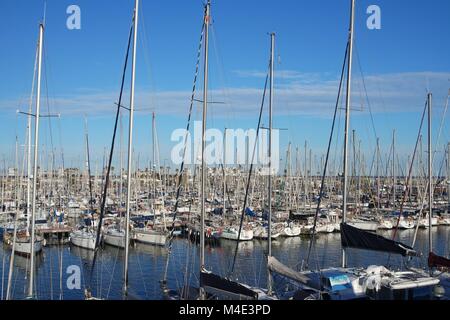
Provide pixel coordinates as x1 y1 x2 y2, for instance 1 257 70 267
447 142 450 211
28 23 44 299
6 138 20 300
427 92 432 254
26 46 38 230
151 112 156 212
84 117 94 215
119 110 123 206
199 0 210 299
223 128 227 215
304 141 308 208
267 32 275 295
392 129 396 210
342 0 355 268
123 0 139 297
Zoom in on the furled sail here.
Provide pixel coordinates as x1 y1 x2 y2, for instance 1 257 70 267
428 252 450 271
340 223 418 256
267 256 309 284
200 271 258 299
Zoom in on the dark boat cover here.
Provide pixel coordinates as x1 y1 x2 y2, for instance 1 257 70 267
200 271 258 299
428 252 450 271
340 223 418 256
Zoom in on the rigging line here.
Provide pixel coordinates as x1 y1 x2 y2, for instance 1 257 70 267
433 93 449 167
138 1 157 113
228 66 270 278
42 45 55 154
354 44 378 145
210 23 234 125
388 99 428 247
88 16 134 291
161 15 206 287
305 40 349 268
84 118 95 214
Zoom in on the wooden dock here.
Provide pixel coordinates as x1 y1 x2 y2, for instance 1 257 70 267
37 226 73 245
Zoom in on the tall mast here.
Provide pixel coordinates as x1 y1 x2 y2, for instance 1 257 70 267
447 142 450 211
223 128 227 215
6 138 20 300
427 92 433 254
392 129 396 210
199 0 210 299
119 110 123 206
304 141 308 208
123 0 139 297
267 32 275 295
84 117 94 215
26 46 38 230
152 112 156 211
28 23 44 299
342 0 355 268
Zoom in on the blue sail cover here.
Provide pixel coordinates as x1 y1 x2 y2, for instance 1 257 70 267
245 208 256 217
340 223 418 257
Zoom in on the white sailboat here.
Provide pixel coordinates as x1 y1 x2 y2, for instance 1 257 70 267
282 222 301 237
69 229 97 250
397 216 416 229
418 215 439 228
347 219 378 232
3 232 44 255
219 226 253 241
103 227 126 248
268 0 442 301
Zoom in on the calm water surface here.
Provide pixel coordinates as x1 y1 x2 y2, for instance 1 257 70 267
0 227 448 300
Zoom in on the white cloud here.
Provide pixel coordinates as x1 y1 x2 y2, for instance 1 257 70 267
0 71 448 119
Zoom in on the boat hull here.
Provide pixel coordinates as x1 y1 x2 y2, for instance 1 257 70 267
70 231 97 250
220 229 254 241
133 229 167 246
103 230 126 248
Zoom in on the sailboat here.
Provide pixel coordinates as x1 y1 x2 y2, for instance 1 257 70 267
268 0 441 301
103 226 126 248
160 1 275 300
69 118 98 250
200 12 277 300
83 1 140 300
132 113 168 246
70 229 97 250
8 24 48 263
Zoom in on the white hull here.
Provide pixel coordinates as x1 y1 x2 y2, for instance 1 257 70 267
378 220 393 230
316 224 335 233
418 218 438 228
397 218 415 229
70 230 97 250
282 226 301 237
15 240 43 255
7 238 44 255
347 220 378 232
220 228 253 241
253 227 281 239
103 229 126 248
133 229 167 246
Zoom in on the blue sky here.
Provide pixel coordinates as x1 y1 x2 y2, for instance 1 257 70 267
0 0 449 171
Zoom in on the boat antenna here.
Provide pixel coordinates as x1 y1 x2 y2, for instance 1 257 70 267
43 1 47 27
